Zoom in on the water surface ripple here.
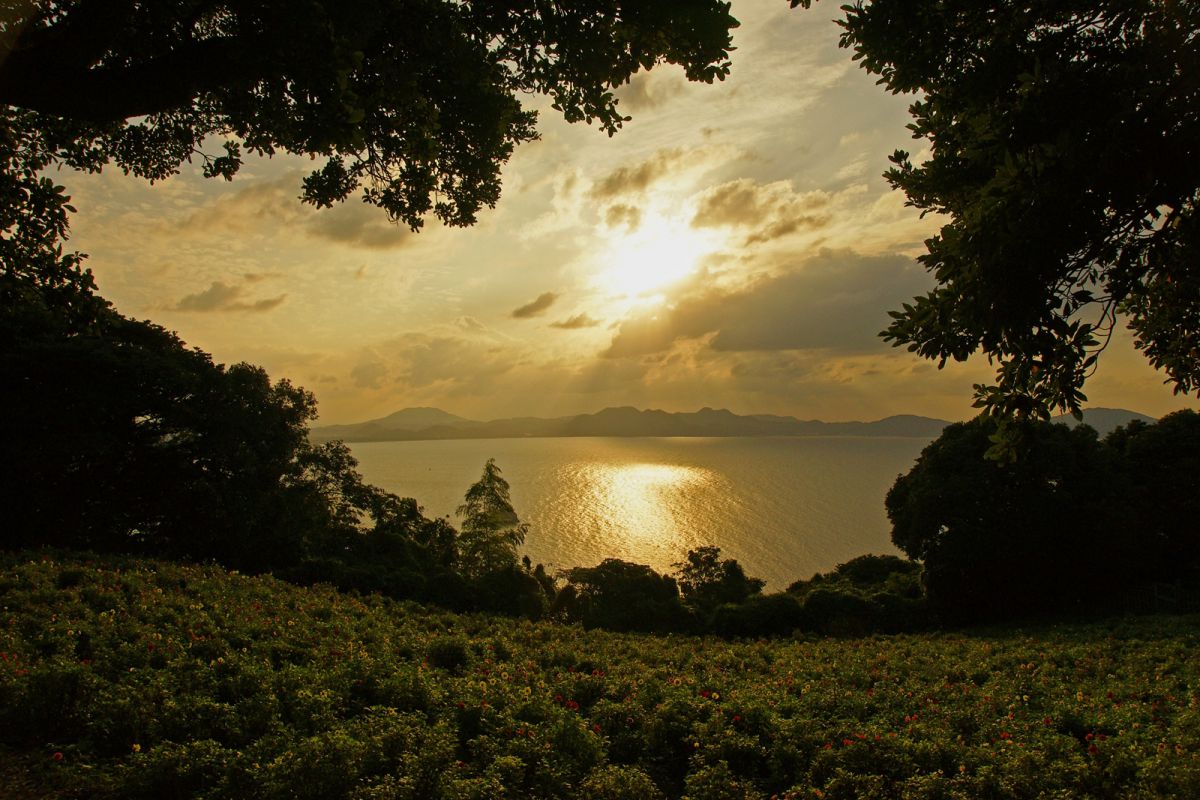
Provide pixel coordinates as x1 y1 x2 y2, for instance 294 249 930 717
347 436 930 589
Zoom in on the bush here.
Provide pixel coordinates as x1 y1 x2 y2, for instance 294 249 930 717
711 594 805 639
426 637 470 673
580 765 664 800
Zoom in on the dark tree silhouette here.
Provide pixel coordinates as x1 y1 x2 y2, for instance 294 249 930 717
1105 410 1200 584
793 0 1200 419
1 0 738 230
885 417 1124 622
672 546 764 615
562 559 686 632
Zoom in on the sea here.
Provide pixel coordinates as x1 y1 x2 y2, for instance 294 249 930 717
347 436 932 590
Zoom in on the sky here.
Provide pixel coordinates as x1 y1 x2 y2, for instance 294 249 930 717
61 0 1198 425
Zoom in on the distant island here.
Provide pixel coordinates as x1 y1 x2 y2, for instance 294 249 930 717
309 405 1155 443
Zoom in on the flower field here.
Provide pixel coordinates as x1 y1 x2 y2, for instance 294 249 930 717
2 554 1198 799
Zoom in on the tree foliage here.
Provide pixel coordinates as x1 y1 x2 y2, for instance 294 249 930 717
886 413 1199 623
1 0 738 231
797 0 1200 418
456 458 528 579
672 545 764 615
561 559 686 632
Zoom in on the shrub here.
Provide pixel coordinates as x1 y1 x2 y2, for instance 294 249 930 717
426 637 470 673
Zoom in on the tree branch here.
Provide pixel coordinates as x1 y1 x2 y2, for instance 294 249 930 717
0 34 268 121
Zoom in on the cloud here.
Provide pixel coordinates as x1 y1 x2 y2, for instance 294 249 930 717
351 360 387 390
603 203 641 230
615 70 686 112
605 250 932 358
242 271 284 283
551 313 601 330
511 292 560 319
691 178 832 245
172 280 287 313
350 328 525 400
590 148 686 200
183 173 413 250
306 200 412 250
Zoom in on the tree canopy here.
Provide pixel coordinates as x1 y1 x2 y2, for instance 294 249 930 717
885 413 1200 623
1 0 738 231
797 0 1200 418
455 458 528 578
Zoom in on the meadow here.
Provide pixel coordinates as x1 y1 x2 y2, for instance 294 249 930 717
2 553 1198 799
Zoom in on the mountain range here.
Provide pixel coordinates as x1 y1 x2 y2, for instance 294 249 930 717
309 406 1157 444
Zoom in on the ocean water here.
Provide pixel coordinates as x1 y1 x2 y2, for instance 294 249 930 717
347 436 931 590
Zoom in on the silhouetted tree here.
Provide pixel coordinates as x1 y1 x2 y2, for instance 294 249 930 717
1105 410 1200 585
672 546 764 616
456 459 528 580
1 0 737 232
562 559 686 632
793 0 1200 419
885 416 1124 622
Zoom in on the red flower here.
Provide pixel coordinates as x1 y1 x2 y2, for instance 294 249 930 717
52 752 63 762
1088 744 1099 755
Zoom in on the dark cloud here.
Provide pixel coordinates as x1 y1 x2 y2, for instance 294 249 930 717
590 149 685 200
605 250 932 357
691 178 831 244
614 71 685 112
511 292 560 319
185 174 412 250
307 200 412 250
173 280 287 313
551 313 601 330
242 271 284 283
604 203 641 230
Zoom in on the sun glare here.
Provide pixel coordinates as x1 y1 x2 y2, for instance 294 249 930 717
595 215 718 304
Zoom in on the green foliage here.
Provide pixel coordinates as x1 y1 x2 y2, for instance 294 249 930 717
673 547 765 617
886 414 1199 623
801 0 1200 417
4 554 1200 799
1104 410 1200 580
426 637 471 674
562 559 688 633
580 764 664 800
0 1 738 231
455 459 528 580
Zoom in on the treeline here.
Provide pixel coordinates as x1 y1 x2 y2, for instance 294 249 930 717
887 411 1200 624
1 264 925 637
5 272 1198 636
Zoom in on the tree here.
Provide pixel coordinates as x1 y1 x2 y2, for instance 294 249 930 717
455 458 528 579
561 558 686 632
671 545 764 615
1 0 738 232
793 0 1200 419
1104 410 1200 584
885 416 1125 622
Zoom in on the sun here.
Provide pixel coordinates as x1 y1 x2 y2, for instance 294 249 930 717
594 214 719 303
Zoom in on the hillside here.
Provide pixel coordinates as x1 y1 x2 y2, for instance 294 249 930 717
310 406 953 443
1050 407 1158 437
3 554 1198 799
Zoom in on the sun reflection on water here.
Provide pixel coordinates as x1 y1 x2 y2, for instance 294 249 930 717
581 462 715 559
